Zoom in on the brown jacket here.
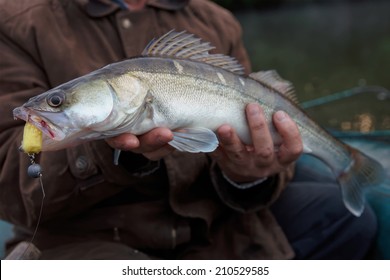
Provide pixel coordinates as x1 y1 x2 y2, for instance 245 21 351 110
0 0 294 259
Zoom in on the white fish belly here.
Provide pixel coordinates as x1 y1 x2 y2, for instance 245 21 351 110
149 75 255 144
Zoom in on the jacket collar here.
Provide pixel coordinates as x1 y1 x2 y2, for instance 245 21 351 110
76 0 189 17
147 0 189 10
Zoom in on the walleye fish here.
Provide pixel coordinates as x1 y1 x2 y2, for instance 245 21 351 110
13 30 384 217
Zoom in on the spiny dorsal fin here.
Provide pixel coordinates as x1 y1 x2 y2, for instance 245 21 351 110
249 70 299 104
142 30 245 75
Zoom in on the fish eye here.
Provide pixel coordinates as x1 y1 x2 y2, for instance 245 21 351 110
47 92 64 107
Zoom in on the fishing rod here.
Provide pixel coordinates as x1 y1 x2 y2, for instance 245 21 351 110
300 85 390 138
300 85 390 109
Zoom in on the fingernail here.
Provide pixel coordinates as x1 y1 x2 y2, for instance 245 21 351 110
157 131 173 144
157 135 168 144
218 126 232 141
275 111 287 121
247 103 260 116
128 138 139 148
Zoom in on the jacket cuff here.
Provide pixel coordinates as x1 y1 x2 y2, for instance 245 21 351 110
221 172 268 189
210 160 280 213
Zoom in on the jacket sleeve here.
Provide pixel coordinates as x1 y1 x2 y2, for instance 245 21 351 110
0 17 52 227
210 161 295 212
0 16 131 228
207 1 252 74
225 14 252 74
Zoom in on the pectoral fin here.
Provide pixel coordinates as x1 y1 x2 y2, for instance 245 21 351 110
113 149 122 165
169 127 219 153
303 144 313 154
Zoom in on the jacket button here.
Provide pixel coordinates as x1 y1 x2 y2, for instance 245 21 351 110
75 156 89 171
121 18 132 29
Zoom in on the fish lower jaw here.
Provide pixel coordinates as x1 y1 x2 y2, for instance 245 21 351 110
28 115 65 141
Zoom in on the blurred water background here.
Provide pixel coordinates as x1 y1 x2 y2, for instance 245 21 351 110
222 0 390 132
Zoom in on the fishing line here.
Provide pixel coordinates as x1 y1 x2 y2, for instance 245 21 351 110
20 153 45 259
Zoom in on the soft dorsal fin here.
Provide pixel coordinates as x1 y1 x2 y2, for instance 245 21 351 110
142 30 245 75
249 70 299 104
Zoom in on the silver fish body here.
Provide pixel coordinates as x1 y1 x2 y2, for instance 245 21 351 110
13 31 384 217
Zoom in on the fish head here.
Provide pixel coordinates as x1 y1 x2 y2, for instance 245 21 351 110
13 76 115 151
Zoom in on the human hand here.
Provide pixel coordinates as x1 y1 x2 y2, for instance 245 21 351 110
105 127 175 161
211 103 303 183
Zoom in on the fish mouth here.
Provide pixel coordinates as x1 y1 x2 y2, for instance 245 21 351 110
13 107 66 142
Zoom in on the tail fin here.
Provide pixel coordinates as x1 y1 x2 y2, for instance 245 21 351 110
338 148 385 217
